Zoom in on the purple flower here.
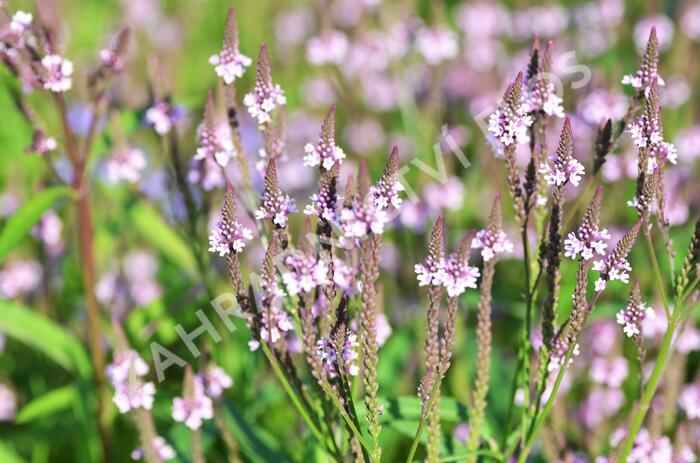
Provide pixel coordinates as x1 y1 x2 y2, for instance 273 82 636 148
207 215 253 257
303 136 345 171
306 31 349 65
198 365 233 398
592 222 640 292
472 228 513 262
415 26 459 65
523 42 564 118
0 260 42 298
487 77 534 157
105 146 146 184
679 383 700 420
244 46 286 125
316 331 360 377
39 54 74 93
282 251 329 295
249 307 294 351
548 335 580 372
25 129 58 155
616 300 655 338
6 11 33 43
626 101 677 173
32 211 64 256
172 377 213 430
131 436 176 461
437 251 480 297
145 101 178 135
339 197 389 244
256 160 297 227
627 428 674 463
0 384 17 421
195 114 236 167
564 224 611 260
539 118 585 187
623 26 665 92
106 350 156 414
209 26 252 84
188 157 227 192
590 356 628 388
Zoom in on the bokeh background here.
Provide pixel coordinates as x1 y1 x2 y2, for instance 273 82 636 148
1 0 699 461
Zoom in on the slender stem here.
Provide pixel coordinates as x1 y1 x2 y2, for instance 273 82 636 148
643 227 671 317
617 318 677 460
405 374 442 463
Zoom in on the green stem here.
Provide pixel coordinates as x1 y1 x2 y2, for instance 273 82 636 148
644 227 671 317
617 318 677 460
405 377 442 463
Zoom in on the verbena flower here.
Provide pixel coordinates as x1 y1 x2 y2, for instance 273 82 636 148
98 28 130 74
207 215 253 257
248 307 294 351
437 251 480 297
472 226 513 262
25 129 58 155
369 147 403 211
616 299 655 338
145 101 179 135
106 350 156 414
39 54 74 93
304 173 338 222
244 45 286 125
209 8 252 84
282 251 329 296
679 383 700 420
194 94 236 167
589 356 628 388
255 160 296 227
415 26 459 65
0 260 42 298
172 377 213 430
592 221 641 292
4 11 32 44
198 365 233 398
539 118 585 187
0 384 16 421
564 209 611 261
487 74 533 157
131 437 176 461
626 80 677 173
303 130 345 171
105 146 146 184
316 331 360 377
306 31 349 65
622 27 665 93
548 334 580 372
339 197 388 244
524 41 564 118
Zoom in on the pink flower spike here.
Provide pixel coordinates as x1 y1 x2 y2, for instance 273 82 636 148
209 8 252 84
244 44 286 125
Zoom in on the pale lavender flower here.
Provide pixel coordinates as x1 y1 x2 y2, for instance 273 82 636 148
674 125 700 163
105 146 146 184
676 326 700 354
306 31 349 65
679 383 700 420
32 211 64 256
577 89 628 126
343 118 385 155
414 247 442 287
188 156 227 192
199 365 233 398
539 118 585 187
39 54 74 93
0 260 42 298
375 313 392 347
590 356 628 388
633 16 673 52
513 5 568 38
456 2 511 39
172 377 213 430
616 300 655 338
332 259 357 294
131 436 176 461
564 223 610 260
579 388 624 429
623 26 665 91
25 130 58 155
282 252 329 296
195 112 236 167
7 11 33 41
145 101 178 135
453 422 471 445
626 84 677 172
437 251 480 297
0 384 16 421
209 9 251 84
628 428 674 463
339 197 389 243
423 178 464 212
303 125 345 171
106 350 156 414
681 3 700 42
415 26 458 65
472 227 513 262
592 222 640 292
316 331 360 377
248 307 294 351
487 77 534 157
207 214 253 257
524 42 564 118
255 160 296 227
244 45 286 125
548 336 580 372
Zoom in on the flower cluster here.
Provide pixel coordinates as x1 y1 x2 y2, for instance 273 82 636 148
207 215 253 257
415 26 459 65
199 365 233 398
306 31 349 65
524 41 564 118
564 224 610 261
248 307 295 351
616 299 655 338
282 251 330 296
105 146 146 184
592 222 641 292
316 331 360 377
339 197 389 244
438 251 480 297
622 27 665 93
172 376 214 430
105 350 156 414
209 9 251 84
26 130 58 155
145 101 180 135
255 162 296 227
131 437 176 461
304 181 338 222
303 135 345 171
2 11 32 45
39 54 74 93
195 97 237 167
539 118 585 187
548 335 580 373
626 86 677 173
487 75 533 157
472 228 513 262
679 383 700 420
244 46 286 125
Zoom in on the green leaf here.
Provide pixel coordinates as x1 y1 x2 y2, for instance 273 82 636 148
130 202 197 274
16 385 78 424
221 401 291 463
0 186 72 263
0 440 26 463
380 396 469 424
0 300 92 379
